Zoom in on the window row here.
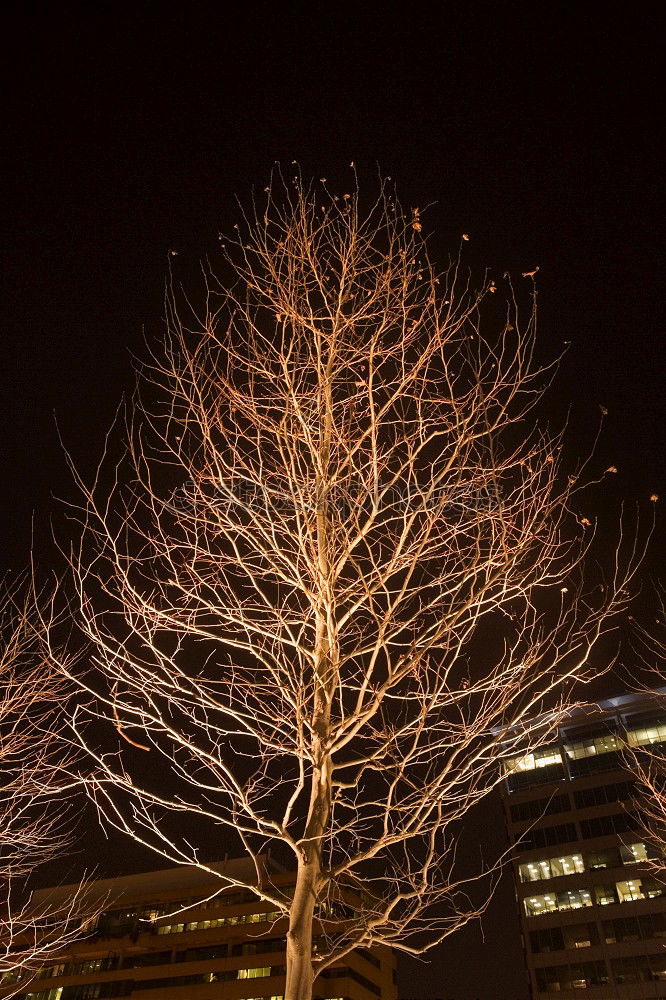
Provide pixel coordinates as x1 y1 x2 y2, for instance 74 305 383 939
232 937 285 957
510 792 571 824
524 877 665 916
535 952 666 993
80 889 270 934
568 752 623 778
16 967 289 1000
529 912 666 954
530 922 599 953
11 938 385 990
573 779 634 809
605 912 666 944
156 909 283 934
627 721 666 747
517 811 643 852
566 732 619 760
124 952 172 970
7 946 222 987
519 852 584 883
612 953 666 984
19 983 133 1000
516 822 577 853
505 718 666 777
580 810 638 839
132 967 285 993
519 841 658 883
504 720 666 777
535 960 608 992
511 780 638 828
506 747 564 774
319 967 381 998
525 887 593 917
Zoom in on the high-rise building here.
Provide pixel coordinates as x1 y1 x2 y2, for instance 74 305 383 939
500 690 666 998
1 857 397 1000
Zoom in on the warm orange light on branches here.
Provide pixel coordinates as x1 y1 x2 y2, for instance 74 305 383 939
48 170 640 1000
0 586 93 994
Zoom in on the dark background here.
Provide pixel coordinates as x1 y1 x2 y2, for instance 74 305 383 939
1 4 663 997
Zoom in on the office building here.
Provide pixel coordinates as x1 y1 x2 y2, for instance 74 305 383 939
0 857 397 1000
501 690 666 998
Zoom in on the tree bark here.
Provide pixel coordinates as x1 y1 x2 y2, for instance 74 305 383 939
285 861 316 1000
285 726 333 998
286 348 336 1000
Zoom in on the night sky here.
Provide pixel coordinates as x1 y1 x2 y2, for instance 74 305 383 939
2 5 663 998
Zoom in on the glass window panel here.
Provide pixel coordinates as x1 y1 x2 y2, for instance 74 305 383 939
627 719 666 747
595 885 618 905
524 888 592 917
237 967 271 979
587 847 621 869
566 732 619 759
505 752 535 774
534 747 563 767
519 859 550 882
621 842 649 864
550 853 584 877
616 879 644 903
505 746 562 775
556 888 592 911
524 892 558 917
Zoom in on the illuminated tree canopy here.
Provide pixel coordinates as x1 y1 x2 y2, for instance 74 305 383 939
49 171 640 1000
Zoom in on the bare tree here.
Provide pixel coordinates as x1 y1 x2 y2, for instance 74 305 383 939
0 584 90 995
49 171 640 999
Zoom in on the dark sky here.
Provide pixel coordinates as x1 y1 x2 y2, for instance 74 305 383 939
1 4 663 998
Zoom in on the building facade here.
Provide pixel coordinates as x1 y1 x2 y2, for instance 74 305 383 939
501 691 666 999
1 858 397 1000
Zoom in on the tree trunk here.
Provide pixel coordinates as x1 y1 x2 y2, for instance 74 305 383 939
285 853 318 1000
285 749 332 1000
285 336 337 1000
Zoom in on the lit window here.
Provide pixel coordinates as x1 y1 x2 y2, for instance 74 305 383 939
566 732 619 759
556 889 591 911
524 893 558 917
505 746 563 775
238 966 271 979
621 842 650 865
525 889 594 917
616 879 645 903
626 720 666 747
156 909 282 934
519 853 584 883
